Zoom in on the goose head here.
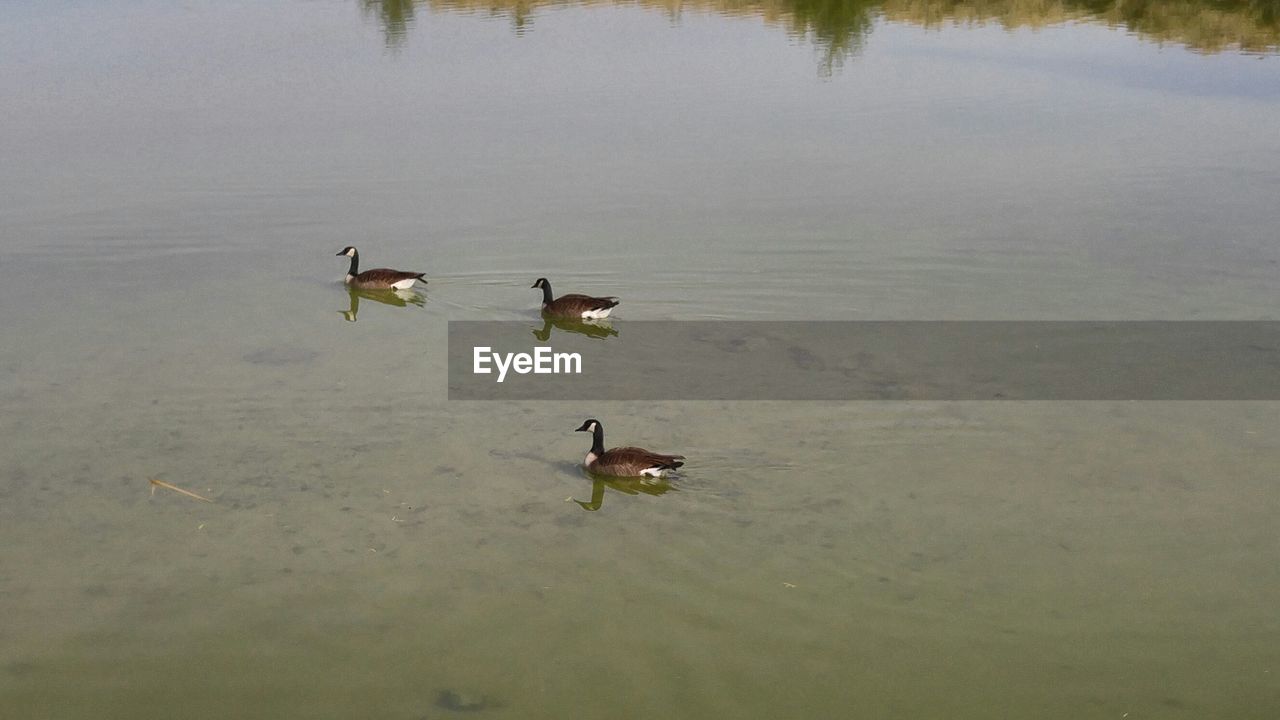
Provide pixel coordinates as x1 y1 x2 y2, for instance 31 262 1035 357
575 418 601 433
336 246 358 257
531 277 550 290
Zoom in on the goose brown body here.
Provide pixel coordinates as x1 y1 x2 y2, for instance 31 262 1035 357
532 278 618 319
337 246 426 290
589 446 686 477
576 419 684 477
348 268 427 290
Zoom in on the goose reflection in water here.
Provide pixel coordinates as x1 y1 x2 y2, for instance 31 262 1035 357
532 315 618 342
339 286 426 322
572 475 674 511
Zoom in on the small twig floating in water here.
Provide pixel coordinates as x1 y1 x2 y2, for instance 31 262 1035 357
149 478 213 503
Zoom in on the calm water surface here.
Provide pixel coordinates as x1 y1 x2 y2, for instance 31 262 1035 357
2 1 1279 717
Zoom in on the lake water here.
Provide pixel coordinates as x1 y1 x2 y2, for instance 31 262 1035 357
2 1 1279 717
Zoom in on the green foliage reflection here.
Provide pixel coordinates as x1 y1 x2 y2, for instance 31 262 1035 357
363 0 1280 64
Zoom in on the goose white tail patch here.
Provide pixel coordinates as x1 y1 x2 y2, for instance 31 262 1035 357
640 467 667 478
581 308 612 319
391 278 419 290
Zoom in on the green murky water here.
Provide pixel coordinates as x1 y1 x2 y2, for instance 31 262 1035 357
2 1 1279 717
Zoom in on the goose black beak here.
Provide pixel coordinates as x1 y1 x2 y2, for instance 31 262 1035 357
531 282 539 288
336 251 344 256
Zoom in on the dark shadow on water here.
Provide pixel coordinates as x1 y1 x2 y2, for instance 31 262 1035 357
435 688 502 712
532 315 619 342
339 287 426 322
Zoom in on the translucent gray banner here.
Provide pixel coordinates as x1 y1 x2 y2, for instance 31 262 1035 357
448 321 1280 400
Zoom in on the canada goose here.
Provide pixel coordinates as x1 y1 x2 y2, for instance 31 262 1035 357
336 246 426 290
531 278 618 319
575 418 684 477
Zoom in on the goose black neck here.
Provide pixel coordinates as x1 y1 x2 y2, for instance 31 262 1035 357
347 253 360 277
540 281 554 306
589 425 605 456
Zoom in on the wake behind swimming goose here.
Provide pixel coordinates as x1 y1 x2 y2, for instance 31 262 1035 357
575 418 685 478
336 246 426 290
532 278 618 319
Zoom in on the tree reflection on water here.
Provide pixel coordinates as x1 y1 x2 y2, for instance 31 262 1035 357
362 0 1279 70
